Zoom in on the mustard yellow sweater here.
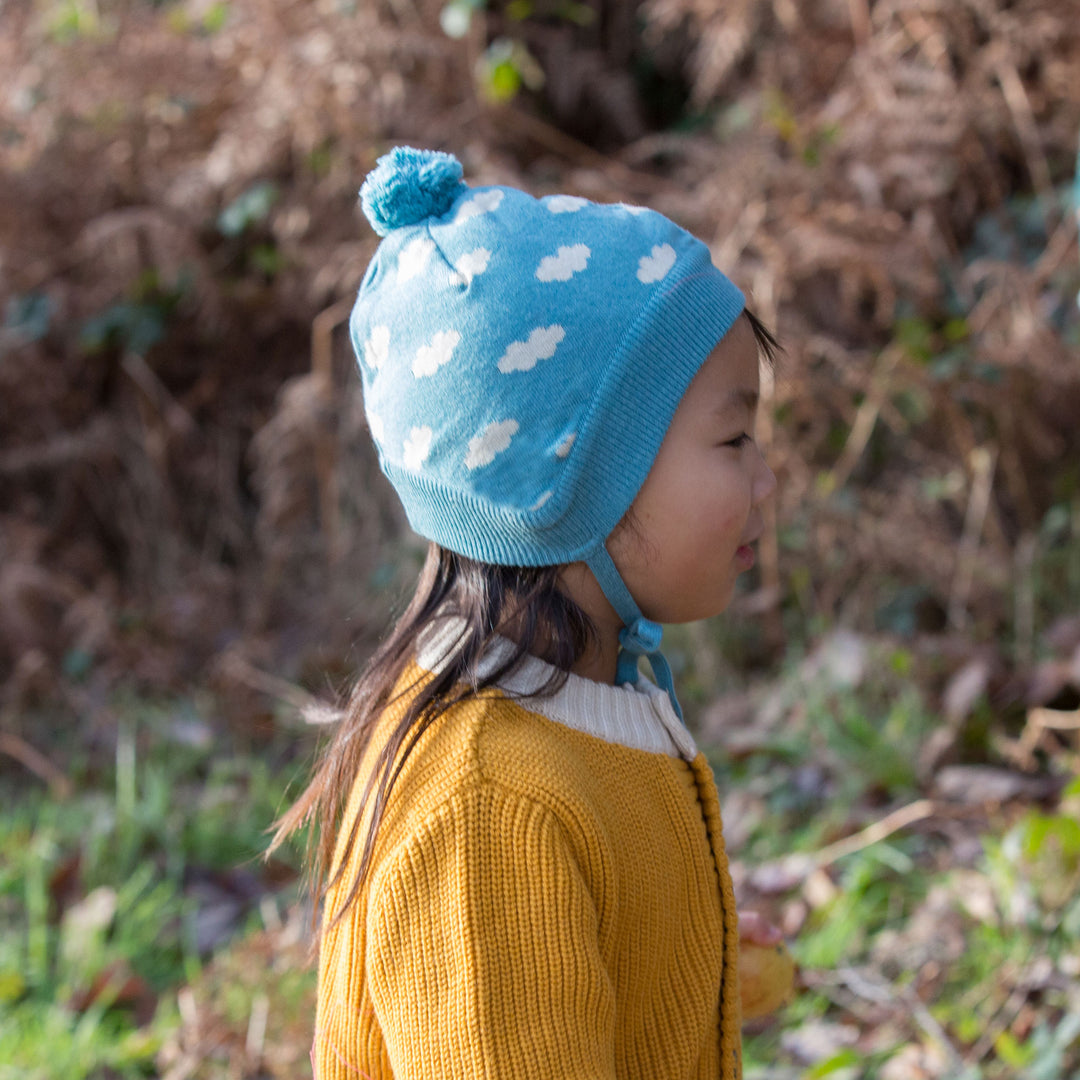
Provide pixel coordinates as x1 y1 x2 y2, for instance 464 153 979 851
315 633 742 1080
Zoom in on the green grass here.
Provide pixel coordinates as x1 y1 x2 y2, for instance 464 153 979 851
4 637 1078 1078
0 696 312 1079
714 644 1080 1080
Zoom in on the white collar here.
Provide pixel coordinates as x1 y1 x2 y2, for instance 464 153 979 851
415 617 698 762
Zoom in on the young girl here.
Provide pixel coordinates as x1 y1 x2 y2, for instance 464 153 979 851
277 146 780 1080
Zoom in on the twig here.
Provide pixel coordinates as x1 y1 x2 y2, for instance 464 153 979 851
245 992 269 1062
1032 211 1079 289
825 344 901 493
750 798 938 889
0 731 73 798
0 418 115 475
177 985 199 1048
1029 706 1080 731
216 650 337 722
1003 705 1080 769
712 199 767 269
310 298 351 564
897 9 948 69
310 296 352 384
121 351 196 437
948 445 998 630
831 966 967 1072
965 980 1031 1064
1013 532 1037 667
812 798 936 868
993 51 1056 226
798 968 889 1024
848 0 870 47
497 105 671 195
994 402 1040 530
901 984 966 1068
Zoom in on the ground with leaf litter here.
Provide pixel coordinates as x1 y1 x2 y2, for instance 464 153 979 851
1 0 1079 1077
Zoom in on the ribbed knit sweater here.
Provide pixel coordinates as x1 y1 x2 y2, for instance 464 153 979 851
314 627 742 1079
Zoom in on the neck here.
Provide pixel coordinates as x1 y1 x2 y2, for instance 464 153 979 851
556 562 624 684
492 561 625 685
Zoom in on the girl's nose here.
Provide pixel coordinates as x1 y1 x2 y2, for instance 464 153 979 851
752 448 777 505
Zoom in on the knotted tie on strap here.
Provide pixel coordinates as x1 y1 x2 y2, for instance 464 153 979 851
616 618 683 720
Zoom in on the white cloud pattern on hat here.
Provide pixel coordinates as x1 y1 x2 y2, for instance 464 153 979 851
402 426 433 471
363 325 390 369
454 247 491 285
530 490 553 511
465 419 518 470
367 412 385 444
452 188 504 224
546 195 587 213
554 432 576 458
398 237 435 283
412 329 461 377
536 244 590 282
497 324 566 373
637 243 677 283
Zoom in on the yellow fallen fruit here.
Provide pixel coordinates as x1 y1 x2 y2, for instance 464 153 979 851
738 941 796 1020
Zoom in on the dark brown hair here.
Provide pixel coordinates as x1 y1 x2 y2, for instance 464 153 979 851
271 310 779 927
270 544 595 929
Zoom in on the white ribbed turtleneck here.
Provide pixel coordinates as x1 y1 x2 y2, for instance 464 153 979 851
415 617 698 762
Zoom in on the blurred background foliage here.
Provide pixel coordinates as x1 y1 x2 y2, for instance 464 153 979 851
1 0 1078 1076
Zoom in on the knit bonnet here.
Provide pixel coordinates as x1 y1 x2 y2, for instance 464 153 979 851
350 146 745 716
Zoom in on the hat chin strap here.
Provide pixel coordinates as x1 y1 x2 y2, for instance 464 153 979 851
584 543 684 721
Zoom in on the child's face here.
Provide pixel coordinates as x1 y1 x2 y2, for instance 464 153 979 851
608 314 776 625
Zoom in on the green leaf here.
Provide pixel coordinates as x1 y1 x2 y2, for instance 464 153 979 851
995 1029 1035 1067
485 59 521 102
943 316 970 342
201 0 229 33
81 302 167 356
806 1048 861 1077
0 970 26 1004
249 243 284 277
217 181 279 237
894 316 934 362
554 1 596 25
3 293 53 345
61 649 93 682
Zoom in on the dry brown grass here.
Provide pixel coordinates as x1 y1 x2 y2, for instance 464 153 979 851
1 0 1078 703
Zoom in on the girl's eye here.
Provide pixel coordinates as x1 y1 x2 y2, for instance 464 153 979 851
722 433 753 449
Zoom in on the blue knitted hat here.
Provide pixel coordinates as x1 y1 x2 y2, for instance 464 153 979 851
351 146 745 716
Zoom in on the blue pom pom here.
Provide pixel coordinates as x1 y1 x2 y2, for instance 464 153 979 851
360 147 466 236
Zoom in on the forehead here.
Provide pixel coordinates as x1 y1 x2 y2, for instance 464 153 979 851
685 315 761 408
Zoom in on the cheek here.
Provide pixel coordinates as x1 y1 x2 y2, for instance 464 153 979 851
689 463 753 535
639 466 751 568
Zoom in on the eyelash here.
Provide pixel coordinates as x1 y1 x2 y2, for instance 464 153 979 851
723 433 753 449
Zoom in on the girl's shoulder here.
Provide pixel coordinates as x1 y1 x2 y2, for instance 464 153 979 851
375 653 694 836
355 670 612 873
381 663 603 802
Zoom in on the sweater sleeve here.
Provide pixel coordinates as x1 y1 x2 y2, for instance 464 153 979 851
365 781 617 1079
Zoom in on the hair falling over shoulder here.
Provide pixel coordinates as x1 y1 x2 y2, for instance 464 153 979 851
268 543 596 933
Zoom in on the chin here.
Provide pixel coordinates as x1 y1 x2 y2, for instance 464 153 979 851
669 589 736 625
